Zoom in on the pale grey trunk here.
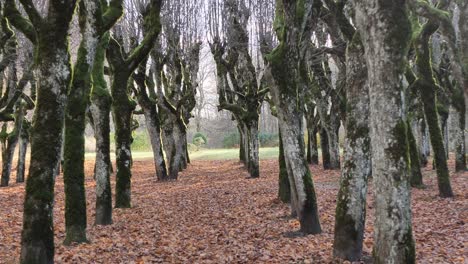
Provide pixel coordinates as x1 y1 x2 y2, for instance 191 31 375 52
333 33 371 261
277 103 321 234
355 1 415 262
163 125 176 178
247 121 259 178
448 106 466 171
143 108 167 180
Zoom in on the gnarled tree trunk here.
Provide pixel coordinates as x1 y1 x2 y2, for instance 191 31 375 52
354 0 415 262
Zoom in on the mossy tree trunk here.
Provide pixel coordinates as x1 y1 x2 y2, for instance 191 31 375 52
63 0 102 244
411 8 454 197
333 32 371 261
91 32 114 225
265 0 322 235
6 0 78 262
354 0 415 262
106 0 163 207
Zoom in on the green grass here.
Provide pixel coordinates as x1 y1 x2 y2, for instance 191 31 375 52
190 147 279 160
85 148 280 161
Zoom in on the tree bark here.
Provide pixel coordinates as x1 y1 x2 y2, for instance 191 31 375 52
63 0 101 244
333 33 371 261
320 127 331 170
354 0 415 262
1 106 23 186
91 33 113 225
246 121 259 178
16 119 30 183
307 127 319 165
412 15 454 197
278 130 290 203
142 105 168 180
265 0 322 235
408 120 423 187
5 0 79 261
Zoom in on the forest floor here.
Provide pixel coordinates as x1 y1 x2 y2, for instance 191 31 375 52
0 159 466 263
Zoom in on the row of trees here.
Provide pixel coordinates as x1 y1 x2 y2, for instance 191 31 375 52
0 0 465 263
0 0 204 262
206 0 466 262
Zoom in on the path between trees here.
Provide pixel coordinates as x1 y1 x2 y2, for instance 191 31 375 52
0 159 466 263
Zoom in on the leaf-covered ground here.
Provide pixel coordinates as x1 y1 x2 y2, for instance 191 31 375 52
0 159 466 263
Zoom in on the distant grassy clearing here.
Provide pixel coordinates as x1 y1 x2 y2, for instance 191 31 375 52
84 148 281 161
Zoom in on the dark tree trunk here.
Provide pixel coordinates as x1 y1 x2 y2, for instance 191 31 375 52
413 17 454 197
418 118 430 167
91 33 113 225
320 128 331 169
278 131 290 203
5 0 78 261
112 75 134 208
1 107 23 186
307 127 319 165
63 0 101 243
16 119 30 183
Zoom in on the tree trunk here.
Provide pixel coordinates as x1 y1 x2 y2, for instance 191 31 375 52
408 120 423 187
415 118 430 167
21 26 74 264
142 105 168 180
63 0 100 241
354 1 415 262
307 127 319 165
112 75 135 208
333 33 371 261
16 119 30 183
412 8 454 198
277 107 322 234
91 33 113 225
320 128 331 169
1 107 23 186
238 126 245 163
328 124 341 169
278 131 290 203
246 121 259 178
450 106 466 171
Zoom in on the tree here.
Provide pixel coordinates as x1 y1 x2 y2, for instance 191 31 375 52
208 0 266 178
327 1 372 259
406 0 454 197
106 0 163 208
5 0 78 261
264 0 321 234
354 0 415 262
63 0 123 243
